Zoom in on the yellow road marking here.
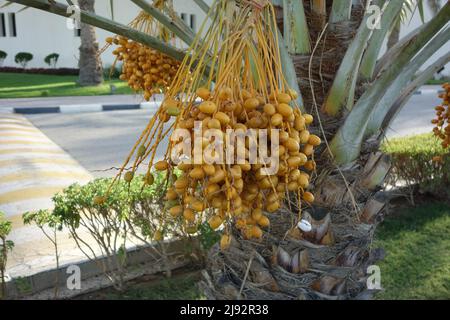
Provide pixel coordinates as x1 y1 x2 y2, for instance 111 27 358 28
0 132 46 139
0 140 53 145
0 114 24 118
0 171 91 184
0 116 29 121
0 121 32 127
5 214 26 229
0 148 64 155
0 186 67 205
0 127 39 133
0 157 79 167
0 115 29 122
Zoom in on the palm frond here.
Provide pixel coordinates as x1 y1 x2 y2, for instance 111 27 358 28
2 0 28 12
1 1 15 8
399 0 425 25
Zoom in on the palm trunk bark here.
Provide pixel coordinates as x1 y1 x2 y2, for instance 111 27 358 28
78 0 103 86
201 1 449 301
201 1 386 301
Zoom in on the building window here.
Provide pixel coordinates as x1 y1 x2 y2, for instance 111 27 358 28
0 13 6 37
180 13 187 24
190 14 196 32
75 28 81 37
8 13 17 37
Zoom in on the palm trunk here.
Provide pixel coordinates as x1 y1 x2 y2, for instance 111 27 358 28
78 0 103 86
201 1 386 300
201 1 450 301
292 1 365 112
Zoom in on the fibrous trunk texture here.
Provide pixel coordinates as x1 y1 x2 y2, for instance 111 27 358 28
200 209 385 300
200 151 388 299
201 2 388 300
78 0 103 86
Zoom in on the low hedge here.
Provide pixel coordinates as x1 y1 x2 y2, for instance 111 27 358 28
382 133 450 197
0 67 79 76
35 173 218 290
51 174 218 246
103 64 122 79
52 174 168 236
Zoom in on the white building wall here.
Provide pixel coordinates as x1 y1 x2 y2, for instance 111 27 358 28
0 0 212 69
0 0 447 76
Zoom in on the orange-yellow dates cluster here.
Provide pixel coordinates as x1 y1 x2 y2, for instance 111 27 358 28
156 87 320 245
432 83 450 149
107 36 180 101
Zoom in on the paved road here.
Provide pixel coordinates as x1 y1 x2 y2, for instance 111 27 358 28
27 109 168 178
386 92 442 138
0 94 147 109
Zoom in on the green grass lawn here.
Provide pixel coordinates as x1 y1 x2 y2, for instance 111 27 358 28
374 202 450 299
0 72 133 99
426 78 449 85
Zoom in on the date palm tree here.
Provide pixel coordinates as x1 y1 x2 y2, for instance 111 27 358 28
9 0 450 299
78 0 103 86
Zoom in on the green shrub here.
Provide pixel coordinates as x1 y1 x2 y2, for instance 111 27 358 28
0 212 14 299
382 133 450 197
103 63 122 79
23 210 62 298
14 52 33 68
0 51 6 67
49 173 181 291
23 172 213 292
44 53 59 68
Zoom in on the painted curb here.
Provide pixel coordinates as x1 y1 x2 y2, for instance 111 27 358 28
414 89 445 95
0 108 14 114
14 107 61 114
5 238 198 299
13 102 162 115
9 89 445 115
59 104 103 114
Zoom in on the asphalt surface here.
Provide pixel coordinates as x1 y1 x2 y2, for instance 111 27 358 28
386 92 442 138
26 109 168 178
0 94 150 109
